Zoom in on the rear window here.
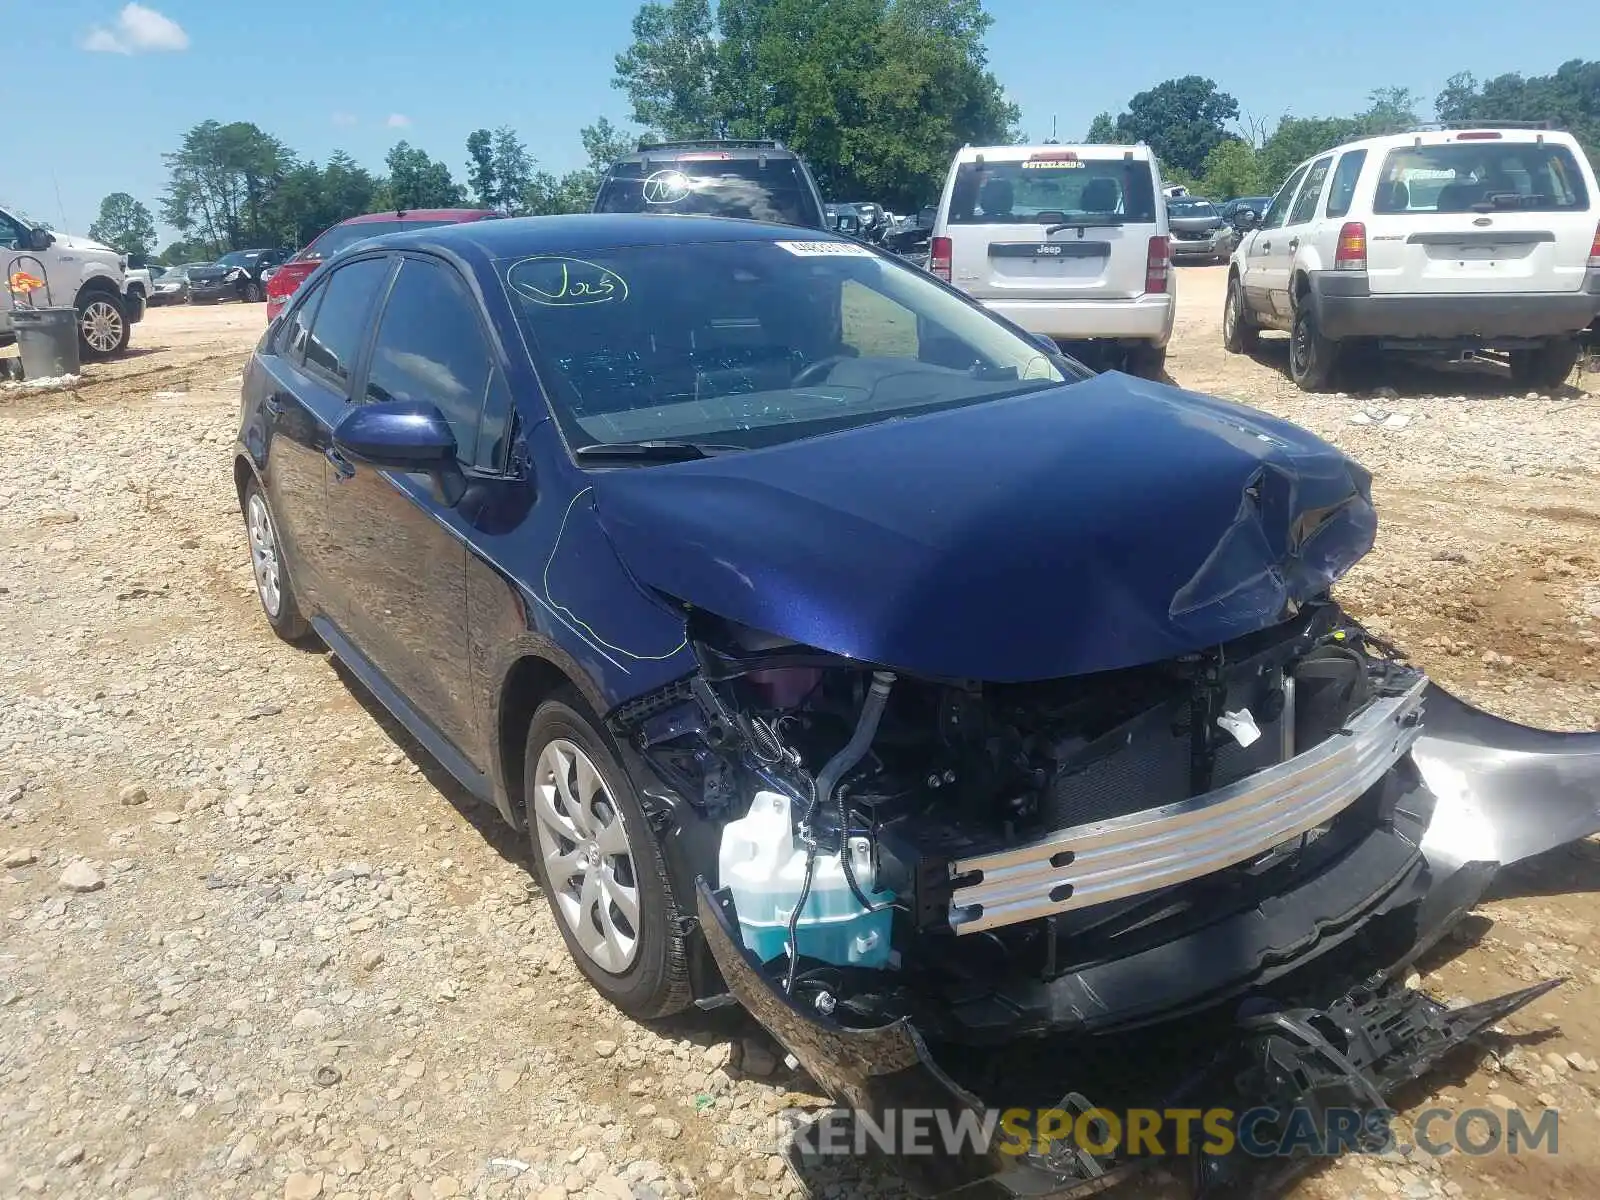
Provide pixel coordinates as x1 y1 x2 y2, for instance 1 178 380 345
302 219 458 262
1167 199 1218 219
1372 142 1590 214
594 158 819 226
947 157 1158 225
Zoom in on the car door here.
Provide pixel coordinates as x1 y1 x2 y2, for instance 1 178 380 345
254 256 394 615
325 253 510 765
1243 162 1311 318
1268 155 1334 318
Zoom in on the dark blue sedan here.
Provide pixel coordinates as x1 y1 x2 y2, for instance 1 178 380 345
233 213 1600 1199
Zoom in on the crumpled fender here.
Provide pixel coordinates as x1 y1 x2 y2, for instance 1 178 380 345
1413 683 1600 872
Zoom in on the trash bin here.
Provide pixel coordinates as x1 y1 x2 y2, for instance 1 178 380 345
12 306 80 380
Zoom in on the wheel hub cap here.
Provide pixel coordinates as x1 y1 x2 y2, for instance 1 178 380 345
81 302 122 353
246 493 282 617
532 738 641 974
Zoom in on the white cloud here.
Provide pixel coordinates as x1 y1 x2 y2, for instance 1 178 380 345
332 112 359 128
386 113 412 129
83 4 190 54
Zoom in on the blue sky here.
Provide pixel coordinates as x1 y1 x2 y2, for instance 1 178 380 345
2 0 1597 244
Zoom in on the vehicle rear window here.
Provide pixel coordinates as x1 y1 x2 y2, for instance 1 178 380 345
947 157 1158 225
302 220 457 261
1372 142 1590 214
1167 199 1218 219
594 158 817 226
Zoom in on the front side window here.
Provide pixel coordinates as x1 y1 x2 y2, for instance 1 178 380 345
364 258 501 469
946 157 1159 225
1262 165 1310 230
595 158 816 226
1287 157 1333 226
1373 142 1591 214
1325 150 1368 218
0 209 27 251
281 277 326 362
302 257 391 387
497 239 1075 455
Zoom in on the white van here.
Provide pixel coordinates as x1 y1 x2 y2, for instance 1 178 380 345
929 144 1175 377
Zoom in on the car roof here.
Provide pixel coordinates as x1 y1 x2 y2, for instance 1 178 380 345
955 143 1153 163
337 208 498 226
348 213 844 262
1298 126 1585 162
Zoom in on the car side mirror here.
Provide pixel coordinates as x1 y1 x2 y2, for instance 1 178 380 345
333 400 466 504
1234 209 1258 229
27 228 54 252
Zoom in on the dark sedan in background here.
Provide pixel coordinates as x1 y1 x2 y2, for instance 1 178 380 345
189 248 291 303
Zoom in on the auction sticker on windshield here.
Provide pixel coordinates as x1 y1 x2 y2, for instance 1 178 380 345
775 241 875 257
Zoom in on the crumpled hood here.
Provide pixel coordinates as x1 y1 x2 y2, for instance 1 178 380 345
590 372 1377 681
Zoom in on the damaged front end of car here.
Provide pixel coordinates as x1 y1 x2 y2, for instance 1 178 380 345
605 601 1600 1198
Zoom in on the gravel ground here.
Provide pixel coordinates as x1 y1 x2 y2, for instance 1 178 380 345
2 273 1599 1200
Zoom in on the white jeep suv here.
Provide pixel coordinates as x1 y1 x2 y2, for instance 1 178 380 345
1224 124 1600 390
0 204 145 359
929 143 1175 378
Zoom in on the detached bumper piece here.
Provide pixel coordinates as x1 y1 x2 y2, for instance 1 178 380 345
698 877 1556 1199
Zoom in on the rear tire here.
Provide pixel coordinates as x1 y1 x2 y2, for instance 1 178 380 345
242 477 312 642
1289 300 1338 392
1124 342 1168 380
1509 338 1580 391
525 692 693 1021
1222 275 1258 354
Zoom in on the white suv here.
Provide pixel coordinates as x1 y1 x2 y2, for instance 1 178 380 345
929 144 1175 377
0 204 145 358
1224 124 1600 390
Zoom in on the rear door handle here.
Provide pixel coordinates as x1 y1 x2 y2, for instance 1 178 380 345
1288 237 1300 251
325 445 355 481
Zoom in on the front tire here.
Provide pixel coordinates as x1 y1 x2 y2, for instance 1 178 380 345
1289 300 1338 391
1223 274 1258 353
1509 338 1580 391
243 280 264 303
76 291 129 359
242 477 312 642
525 693 692 1020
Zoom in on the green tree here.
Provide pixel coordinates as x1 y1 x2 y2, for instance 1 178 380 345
521 118 645 215
1257 116 1363 193
1434 60 1600 163
161 120 293 250
1359 86 1420 135
465 129 496 207
466 127 536 212
1111 76 1239 177
383 142 465 210
1201 139 1266 199
88 192 158 258
612 0 1018 211
613 0 722 138
1084 112 1117 143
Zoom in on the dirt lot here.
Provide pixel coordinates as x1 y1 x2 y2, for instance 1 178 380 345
2 272 1599 1200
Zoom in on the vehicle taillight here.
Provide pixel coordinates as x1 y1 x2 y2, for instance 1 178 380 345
1589 220 1600 268
930 236 953 282
1334 222 1367 271
1145 235 1169 294
1029 150 1079 162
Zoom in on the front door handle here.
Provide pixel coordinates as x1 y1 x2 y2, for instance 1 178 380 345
325 445 355 481
262 394 283 417
1260 241 1271 252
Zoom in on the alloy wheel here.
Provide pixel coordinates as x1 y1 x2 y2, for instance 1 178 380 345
1223 287 1238 342
80 300 124 354
532 738 641 974
246 492 282 618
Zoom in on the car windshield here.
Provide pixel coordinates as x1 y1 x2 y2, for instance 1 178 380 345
157 267 186 279
497 238 1075 455
216 251 262 268
1168 199 1218 218
303 219 459 261
947 157 1159 225
594 159 816 225
1373 142 1591 213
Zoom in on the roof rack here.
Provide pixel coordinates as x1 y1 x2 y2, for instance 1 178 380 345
636 138 786 152
1409 120 1558 132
